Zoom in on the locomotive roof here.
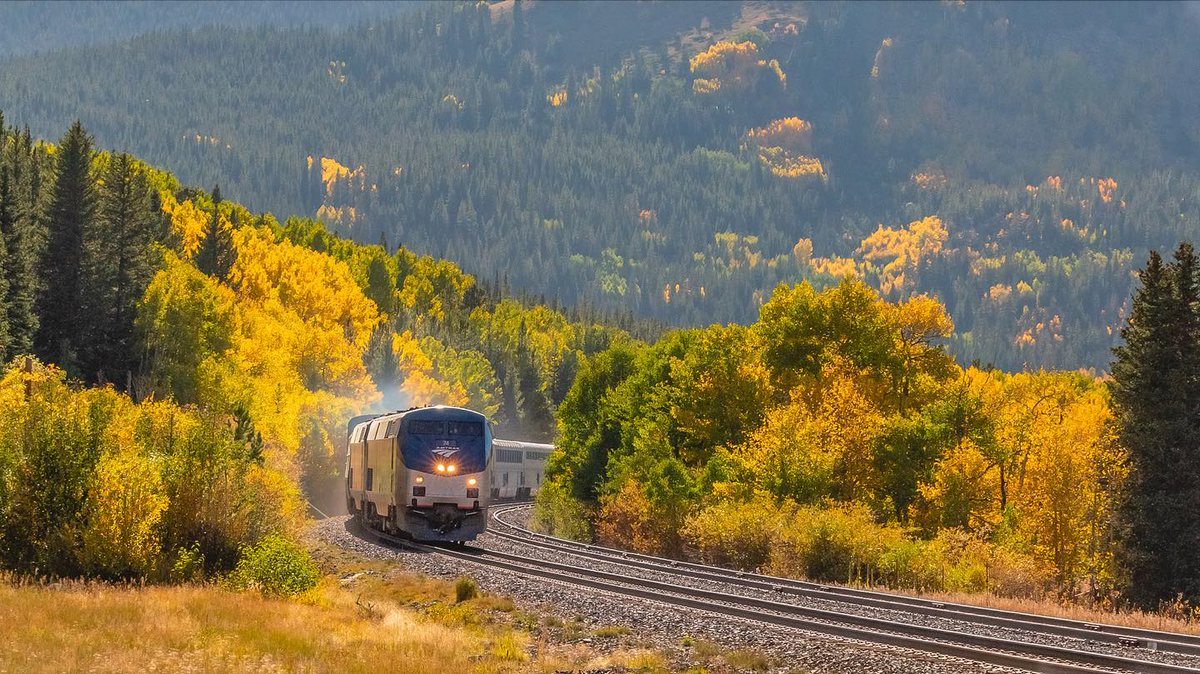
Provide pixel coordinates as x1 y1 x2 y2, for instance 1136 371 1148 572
349 405 489 434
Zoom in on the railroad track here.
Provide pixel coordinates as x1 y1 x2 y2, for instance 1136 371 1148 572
350 505 1200 674
486 504 1200 659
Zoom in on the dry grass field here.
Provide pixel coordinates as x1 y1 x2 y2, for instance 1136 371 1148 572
0 541 778 674
0 575 518 674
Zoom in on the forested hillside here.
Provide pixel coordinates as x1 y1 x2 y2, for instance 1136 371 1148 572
538 247 1200 609
0 116 620 581
0 1 418 57
2 1 1199 370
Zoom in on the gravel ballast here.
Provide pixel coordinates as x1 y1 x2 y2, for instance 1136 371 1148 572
313 515 1034 674
479 513 1200 671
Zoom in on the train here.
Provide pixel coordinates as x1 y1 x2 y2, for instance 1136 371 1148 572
345 406 551 542
490 438 553 500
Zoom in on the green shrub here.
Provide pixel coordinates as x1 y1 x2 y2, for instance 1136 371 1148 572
454 576 479 603
766 503 907 585
878 538 940 591
228 534 319 597
531 481 594 541
680 496 784 571
170 543 205 583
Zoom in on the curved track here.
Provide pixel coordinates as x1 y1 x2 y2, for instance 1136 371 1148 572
350 504 1200 674
486 504 1200 657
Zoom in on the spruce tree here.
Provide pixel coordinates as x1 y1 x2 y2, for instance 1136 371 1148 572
514 330 553 440
1112 245 1200 607
80 153 164 384
197 184 234 281
0 167 12 355
37 121 95 372
364 323 399 388
0 125 40 358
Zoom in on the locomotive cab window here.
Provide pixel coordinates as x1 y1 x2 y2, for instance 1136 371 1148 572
409 420 444 435
447 421 483 436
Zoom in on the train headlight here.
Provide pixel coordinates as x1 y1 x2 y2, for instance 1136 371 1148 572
447 464 457 473
436 464 446 473
468 477 477 486
415 476 424 484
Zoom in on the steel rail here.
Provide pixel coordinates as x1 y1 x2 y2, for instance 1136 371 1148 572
352 518 1200 674
483 508 1200 657
488 503 1200 654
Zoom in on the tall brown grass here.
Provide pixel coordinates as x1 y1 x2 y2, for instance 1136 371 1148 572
0 576 515 674
0 542 689 674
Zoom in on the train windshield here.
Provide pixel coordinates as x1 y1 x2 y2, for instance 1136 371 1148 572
401 415 490 473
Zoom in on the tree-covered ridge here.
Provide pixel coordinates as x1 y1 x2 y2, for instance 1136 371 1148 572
0 116 622 580
1 2 1197 371
0 1 420 58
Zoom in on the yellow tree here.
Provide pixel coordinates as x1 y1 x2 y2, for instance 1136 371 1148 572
689 41 785 96
137 253 238 402
391 330 468 407
745 117 825 179
419 337 502 418
882 294 956 412
159 192 207 259
663 324 772 466
82 448 168 578
856 215 948 296
396 255 475 326
733 359 884 504
755 278 895 391
1007 380 1124 588
914 368 1004 532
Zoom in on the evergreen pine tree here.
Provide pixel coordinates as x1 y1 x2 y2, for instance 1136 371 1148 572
1112 244 1200 607
0 123 40 359
80 153 164 384
514 330 553 440
0 127 40 358
364 323 399 388
0 166 13 355
197 184 234 281
37 120 95 372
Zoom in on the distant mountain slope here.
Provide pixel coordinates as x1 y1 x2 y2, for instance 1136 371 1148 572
0 0 420 57
2 1 1198 370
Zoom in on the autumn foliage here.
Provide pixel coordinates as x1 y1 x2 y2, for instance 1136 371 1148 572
857 216 949 295
689 40 785 96
542 277 1125 601
746 117 825 179
0 119 618 582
